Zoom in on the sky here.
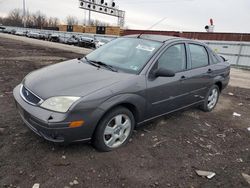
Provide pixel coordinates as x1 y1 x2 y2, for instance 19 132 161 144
0 0 250 33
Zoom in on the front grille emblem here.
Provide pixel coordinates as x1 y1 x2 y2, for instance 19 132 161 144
25 90 29 96
20 85 43 105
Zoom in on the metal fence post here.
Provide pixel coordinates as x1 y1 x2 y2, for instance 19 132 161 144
236 43 243 65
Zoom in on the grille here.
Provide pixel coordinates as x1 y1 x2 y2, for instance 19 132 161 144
20 85 42 105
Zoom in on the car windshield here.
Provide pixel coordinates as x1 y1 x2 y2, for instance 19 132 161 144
86 37 162 74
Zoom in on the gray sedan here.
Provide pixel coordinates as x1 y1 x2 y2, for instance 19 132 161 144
13 35 230 151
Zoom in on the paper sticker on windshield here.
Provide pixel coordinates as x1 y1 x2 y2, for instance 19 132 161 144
136 44 155 52
130 66 139 71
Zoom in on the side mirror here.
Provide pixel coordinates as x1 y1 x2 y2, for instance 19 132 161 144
219 55 228 62
153 68 175 78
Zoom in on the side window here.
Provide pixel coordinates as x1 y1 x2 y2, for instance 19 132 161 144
157 44 186 73
189 44 209 69
210 52 221 64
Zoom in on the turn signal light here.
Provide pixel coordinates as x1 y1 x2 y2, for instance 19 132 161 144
69 120 84 128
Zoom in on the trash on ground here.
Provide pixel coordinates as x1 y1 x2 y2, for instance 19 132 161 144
238 103 243 106
247 127 250 132
153 138 158 142
217 134 226 138
153 139 167 148
233 112 241 117
69 179 79 186
195 170 216 179
143 129 151 133
0 127 5 135
32 183 40 188
4 91 13 94
236 158 243 163
205 122 211 127
73 180 79 185
186 140 191 144
62 155 66 159
242 173 250 185
228 92 234 96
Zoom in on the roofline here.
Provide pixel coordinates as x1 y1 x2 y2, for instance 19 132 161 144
122 34 184 43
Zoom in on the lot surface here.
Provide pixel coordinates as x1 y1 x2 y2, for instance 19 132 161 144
0 37 250 188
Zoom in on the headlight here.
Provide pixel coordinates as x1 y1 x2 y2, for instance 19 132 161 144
40 96 80 113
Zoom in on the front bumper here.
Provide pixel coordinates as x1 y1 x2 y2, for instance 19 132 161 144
13 85 97 143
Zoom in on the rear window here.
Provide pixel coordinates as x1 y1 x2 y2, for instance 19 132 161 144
189 44 209 69
210 51 221 64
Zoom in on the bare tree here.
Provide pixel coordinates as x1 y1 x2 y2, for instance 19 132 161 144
48 17 59 27
6 9 23 26
0 9 55 28
32 11 48 29
89 19 110 26
25 10 34 28
66 16 79 25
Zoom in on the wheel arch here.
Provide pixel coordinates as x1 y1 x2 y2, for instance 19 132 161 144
213 75 225 92
91 102 141 141
214 81 222 92
94 93 146 131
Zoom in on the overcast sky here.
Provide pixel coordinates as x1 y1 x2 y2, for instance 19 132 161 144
0 0 249 32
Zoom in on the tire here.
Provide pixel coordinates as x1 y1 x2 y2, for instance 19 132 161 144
93 107 135 152
200 85 220 112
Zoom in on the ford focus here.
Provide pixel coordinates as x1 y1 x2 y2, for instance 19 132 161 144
13 35 230 151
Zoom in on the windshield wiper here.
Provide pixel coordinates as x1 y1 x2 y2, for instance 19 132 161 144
79 57 117 72
80 57 101 68
89 59 117 72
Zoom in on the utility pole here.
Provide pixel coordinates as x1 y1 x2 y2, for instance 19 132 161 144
84 9 86 25
23 0 26 28
88 10 91 26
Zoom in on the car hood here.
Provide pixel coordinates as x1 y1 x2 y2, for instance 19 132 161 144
23 59 134 99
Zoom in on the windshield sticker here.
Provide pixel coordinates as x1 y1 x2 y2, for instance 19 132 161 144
136 44 155 52
130 65 139 71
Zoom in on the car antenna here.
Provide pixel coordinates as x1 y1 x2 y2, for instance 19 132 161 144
137 17 167 38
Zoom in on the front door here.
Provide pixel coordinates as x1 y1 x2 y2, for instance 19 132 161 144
146 43 191 118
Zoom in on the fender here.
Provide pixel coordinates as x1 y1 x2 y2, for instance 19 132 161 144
212 74 229 90
213 75 224 83
97 93 147 123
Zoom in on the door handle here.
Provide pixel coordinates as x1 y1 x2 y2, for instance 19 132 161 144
180 76 186 81
207 69 213 73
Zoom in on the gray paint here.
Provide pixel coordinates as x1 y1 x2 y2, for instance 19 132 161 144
13 36 230 143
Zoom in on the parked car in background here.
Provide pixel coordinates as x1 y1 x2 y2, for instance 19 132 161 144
38 32 47 40
1 27 16 34
2 28 10 33
0 26 6 32
13 35 230 152
27 31 39 38
48 33 60 42
59 34 78 45
15 30 28 36
94 37 114 48
10 29 16 35
78 34 96 48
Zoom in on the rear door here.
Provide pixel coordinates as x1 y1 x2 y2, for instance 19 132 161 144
183 43 212 103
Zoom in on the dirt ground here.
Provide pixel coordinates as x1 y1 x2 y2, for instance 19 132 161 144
0 37 250 188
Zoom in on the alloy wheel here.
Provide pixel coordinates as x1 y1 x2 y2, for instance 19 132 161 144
103 114 132 148
207 88 219 110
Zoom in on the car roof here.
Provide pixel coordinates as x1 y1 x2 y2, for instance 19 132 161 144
124 34 184 43
123 34 208 47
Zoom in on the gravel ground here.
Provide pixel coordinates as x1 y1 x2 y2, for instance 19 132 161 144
0 37 250 188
